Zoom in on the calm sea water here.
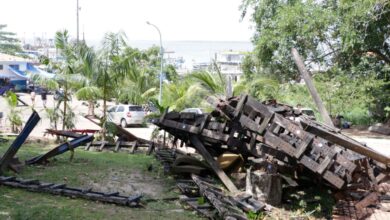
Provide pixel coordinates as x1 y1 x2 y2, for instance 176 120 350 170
128 40 254 68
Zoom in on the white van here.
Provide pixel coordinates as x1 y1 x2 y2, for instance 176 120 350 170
107 105 145 127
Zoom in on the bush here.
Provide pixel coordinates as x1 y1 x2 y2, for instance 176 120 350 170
343 107 372 126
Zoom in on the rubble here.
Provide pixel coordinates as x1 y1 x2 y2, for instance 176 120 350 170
1 93 389 219
152 94 390 219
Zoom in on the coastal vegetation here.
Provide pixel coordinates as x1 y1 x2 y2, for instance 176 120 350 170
0 24 22 55
239 0 390 124
2 0 389 126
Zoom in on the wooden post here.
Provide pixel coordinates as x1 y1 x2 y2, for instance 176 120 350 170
85 141 92 151
189 135 238 193
163 131 166 147
291 48 334 128
114 139 121 152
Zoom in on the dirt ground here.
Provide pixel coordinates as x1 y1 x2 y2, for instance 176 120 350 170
83 169 168 198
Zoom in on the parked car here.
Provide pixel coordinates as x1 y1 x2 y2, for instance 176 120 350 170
107 104 145 127
180 108 207 115
300 108 316 120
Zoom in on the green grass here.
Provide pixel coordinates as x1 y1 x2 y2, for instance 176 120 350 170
0 139 202 220
275 186 335 219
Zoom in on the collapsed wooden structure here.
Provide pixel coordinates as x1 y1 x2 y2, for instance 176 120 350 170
152 94 390 219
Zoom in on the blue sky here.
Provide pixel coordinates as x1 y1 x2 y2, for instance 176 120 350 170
0 0 254 42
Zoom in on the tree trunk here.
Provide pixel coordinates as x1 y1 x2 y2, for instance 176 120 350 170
88 100 94 116
102 78 107 141
62 82 68 130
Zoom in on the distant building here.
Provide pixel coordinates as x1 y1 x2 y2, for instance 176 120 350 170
0 53 54 91
192 62 211 72
215 51 246 82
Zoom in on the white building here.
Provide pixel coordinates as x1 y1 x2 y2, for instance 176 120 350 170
215 51 246 82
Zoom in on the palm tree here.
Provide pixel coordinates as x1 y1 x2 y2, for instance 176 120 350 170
93 31 130 138
75 86 101 116
190 70 226 96
55 30 85 130
233 76 280 100
73 43 102 116
161 77 206 111
5 91 22 133
117 77 156 105
0 24 22 55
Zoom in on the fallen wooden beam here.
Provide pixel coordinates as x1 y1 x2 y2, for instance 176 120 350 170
189 135 238 193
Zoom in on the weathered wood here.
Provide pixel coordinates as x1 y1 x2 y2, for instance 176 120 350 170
84 141 93 151
291 48 334 128
0 175 142 207
98 141 106 151
179 195 216 218
355 192 379 210
45 129 83 138
146 143 155 155
114 140 121 152
246 171 282 206
301 119 390 165
189 135 238 193
192 174 247 219
130 141 138 154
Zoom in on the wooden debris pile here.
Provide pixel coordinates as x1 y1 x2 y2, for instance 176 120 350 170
152 94 390 219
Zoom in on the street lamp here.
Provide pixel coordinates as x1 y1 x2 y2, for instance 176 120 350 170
146 21 163 104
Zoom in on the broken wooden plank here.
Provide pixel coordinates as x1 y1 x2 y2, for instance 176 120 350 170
189 135 238 193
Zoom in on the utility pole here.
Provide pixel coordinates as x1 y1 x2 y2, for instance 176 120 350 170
76 0 80 42
291 48 335 128
147 21 164 104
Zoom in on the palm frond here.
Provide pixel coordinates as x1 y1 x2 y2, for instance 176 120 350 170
189 71 224 94
75 86 102 100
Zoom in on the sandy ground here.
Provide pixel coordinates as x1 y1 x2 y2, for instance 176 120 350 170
1 93 390 155
0 93 155 140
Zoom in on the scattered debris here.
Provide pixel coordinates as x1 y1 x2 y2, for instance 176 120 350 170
25 134 94 165
0 111 40 174
83 116 155 154
0 176 142 207
152 94 390 219
1 94 390 219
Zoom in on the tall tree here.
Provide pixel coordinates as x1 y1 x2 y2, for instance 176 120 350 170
241 0 390 120
96 31 129 138
54 30 82 130
0 24 22 55
74 43 101 116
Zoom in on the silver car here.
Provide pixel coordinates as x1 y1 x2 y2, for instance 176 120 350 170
107 105 145 127
181 108 206 115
